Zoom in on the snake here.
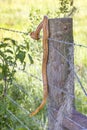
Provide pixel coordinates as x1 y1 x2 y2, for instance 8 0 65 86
30 16 49 117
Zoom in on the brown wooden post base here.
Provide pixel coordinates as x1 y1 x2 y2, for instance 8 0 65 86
63 110 87 130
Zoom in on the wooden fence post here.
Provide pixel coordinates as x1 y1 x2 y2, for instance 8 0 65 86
47 18 74 130
47 18 87 130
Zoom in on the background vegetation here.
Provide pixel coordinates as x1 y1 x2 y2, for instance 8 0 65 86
0 0 87 130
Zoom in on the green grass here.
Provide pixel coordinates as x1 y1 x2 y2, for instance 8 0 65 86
72 1 87 115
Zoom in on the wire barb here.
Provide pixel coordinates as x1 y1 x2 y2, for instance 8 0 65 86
50 44 87 96
48 38 87 48
0 27 29 35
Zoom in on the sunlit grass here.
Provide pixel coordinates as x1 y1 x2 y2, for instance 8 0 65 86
73 0 87 113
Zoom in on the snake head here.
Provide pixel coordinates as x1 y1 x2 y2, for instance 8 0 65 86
30 31 40 40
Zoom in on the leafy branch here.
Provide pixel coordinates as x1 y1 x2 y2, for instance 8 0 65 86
0 38 33 98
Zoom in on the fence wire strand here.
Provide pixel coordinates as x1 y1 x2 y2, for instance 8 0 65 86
49 43 87 96
49 102 87 130
13 81 41 103
6 95 45 127
51 86 87 106
6 123 14 130
65 116 87 129
10 68 87 129
17 67 42 82
0 27 29 35
48 37 87 129
48 38 87 48
7 95 29 114
0 26 87 129
7 109 30 130
0 26 87 48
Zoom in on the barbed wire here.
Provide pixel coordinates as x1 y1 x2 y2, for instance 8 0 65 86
51 86 87 106
10 78 87 129
0 26 87 129
49 104 87 130
16 52 87 104
17 67 42 82
0 26 87 48
0 25 87 96
49 88 87 129
49 44 87 96
48 82 87 129
0 27 29 35
7 95 29 114
8 76 87 130
7 109 30 130
47 38 87 128
65 116 87 130
6 94 46 128
9 75 87 129
48 38 87 48
3 61 86 106
13 81 42 103
6 123 14 130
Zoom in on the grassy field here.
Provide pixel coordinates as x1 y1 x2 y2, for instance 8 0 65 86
0 0 87 42
0 0 87 122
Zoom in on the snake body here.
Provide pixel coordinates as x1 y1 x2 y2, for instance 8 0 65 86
30 16 49 117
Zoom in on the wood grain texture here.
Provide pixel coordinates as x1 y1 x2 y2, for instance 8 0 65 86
63 110 87 130
47 18 74 130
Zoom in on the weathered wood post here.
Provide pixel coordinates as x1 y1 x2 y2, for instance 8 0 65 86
47 18 74 130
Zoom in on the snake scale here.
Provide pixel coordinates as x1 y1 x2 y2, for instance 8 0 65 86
30 16 49 117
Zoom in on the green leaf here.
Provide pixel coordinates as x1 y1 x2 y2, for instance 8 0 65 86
28 54 34 64
0 72 3 80
22 61 26 70
5 49 13 54
0 43 8 48
20 45 26 49
3 38 17 45
0 83 3 93
24 40 29 51
2 65 8 76
6 56 13 60
0 51 4 58
16 51 26 63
